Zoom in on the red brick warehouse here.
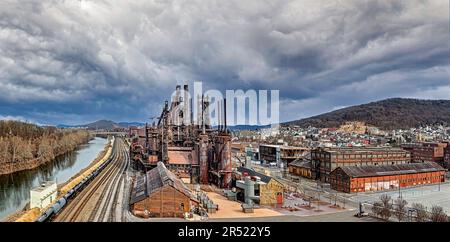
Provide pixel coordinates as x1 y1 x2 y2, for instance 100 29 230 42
330 162 445 193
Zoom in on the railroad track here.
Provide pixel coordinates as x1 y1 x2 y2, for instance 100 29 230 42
94 140 129 222
54 138 129 222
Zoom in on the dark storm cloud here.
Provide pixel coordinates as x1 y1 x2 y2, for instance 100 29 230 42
0 0 449 124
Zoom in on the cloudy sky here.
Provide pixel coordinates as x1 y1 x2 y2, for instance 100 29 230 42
0 0 449 125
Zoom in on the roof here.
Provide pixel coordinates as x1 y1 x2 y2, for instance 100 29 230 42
316 147 409 154
260 144 309 151
130 162 197 204
237 166 273 184
31 181 56 192
289 159 312 169
334 162 445 178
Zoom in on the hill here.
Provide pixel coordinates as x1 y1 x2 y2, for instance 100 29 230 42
284 98 450 130
0 120 90 175
57 120 145 130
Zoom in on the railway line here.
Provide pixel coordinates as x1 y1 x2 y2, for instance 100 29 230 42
53 137 129 222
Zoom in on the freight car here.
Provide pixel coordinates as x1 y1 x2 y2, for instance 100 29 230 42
35 148 116 222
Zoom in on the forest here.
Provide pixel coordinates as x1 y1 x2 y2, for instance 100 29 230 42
0 120 91 175
285 98 450 130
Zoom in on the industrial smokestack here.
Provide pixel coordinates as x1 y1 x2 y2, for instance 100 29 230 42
197 95 202 128
183 84 189 125
224 98 227 132
205 95 210 127
190 96 193 126
175 85 181 102
217 99 221 131
145 122 148 149
202 94 205 134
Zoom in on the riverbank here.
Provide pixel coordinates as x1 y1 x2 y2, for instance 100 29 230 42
8 138 113 222
0 134 92 176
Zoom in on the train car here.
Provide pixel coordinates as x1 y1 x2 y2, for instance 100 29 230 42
35 207 54 222
52 198 67 214
36 139 120 222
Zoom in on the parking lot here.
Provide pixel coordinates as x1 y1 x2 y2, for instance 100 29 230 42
349 182 450 214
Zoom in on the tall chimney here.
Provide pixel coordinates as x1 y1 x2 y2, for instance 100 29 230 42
202 94 205 134
175 85 181 103
183 85 189 125
190 97 193 126
217 100 221 131
224 98 227 132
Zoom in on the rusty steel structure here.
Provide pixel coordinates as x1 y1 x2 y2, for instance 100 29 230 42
130 84 232 188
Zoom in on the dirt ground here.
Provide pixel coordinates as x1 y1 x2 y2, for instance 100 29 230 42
205 192 284 219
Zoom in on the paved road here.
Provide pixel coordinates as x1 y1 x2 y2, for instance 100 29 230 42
208 210 380 222
350 182 450 214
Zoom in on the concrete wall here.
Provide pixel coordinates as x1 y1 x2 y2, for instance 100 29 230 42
30 182 57 209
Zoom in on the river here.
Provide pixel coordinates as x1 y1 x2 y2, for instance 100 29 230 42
0 137 108 220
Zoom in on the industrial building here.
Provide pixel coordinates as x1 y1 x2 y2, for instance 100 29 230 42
30 181 57 209
288 159 312 179
259 144 309 167
129 162 199 218
329 162 446 193
231 142 259 168
129 85 232 188
444 145 450 169
234 166 284 206
402 142 449 167
311 147 411 182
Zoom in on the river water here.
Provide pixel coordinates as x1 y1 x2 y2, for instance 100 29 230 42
0 137 108 220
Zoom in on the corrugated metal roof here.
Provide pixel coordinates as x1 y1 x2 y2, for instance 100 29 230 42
237 166 272 183
130 162 197 205
319 147 408 154
336 162 445 178
289 159 312 169
129 173 149 204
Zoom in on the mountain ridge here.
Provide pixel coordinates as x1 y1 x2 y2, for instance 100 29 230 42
284 98 450 130
57 120 146 130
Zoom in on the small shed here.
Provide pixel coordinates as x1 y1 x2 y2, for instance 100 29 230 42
30 181 57 209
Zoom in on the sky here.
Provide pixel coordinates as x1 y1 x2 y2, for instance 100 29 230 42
0 0 449 125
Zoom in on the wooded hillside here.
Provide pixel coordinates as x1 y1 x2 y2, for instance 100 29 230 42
0 120 91 175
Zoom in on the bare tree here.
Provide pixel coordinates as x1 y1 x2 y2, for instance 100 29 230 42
394 198 408 222
412 203 429 222
0 138 10 164
430 205 448 222
38 136 54 161
0 119 91 174
379 194 392 221
372 201 383 218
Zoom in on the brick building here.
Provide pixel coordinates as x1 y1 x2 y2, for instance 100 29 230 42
288 159 312 179
330 162 445 193
444 145 450 169
402 142 449 167
311 147 411 182
259 144 309 167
